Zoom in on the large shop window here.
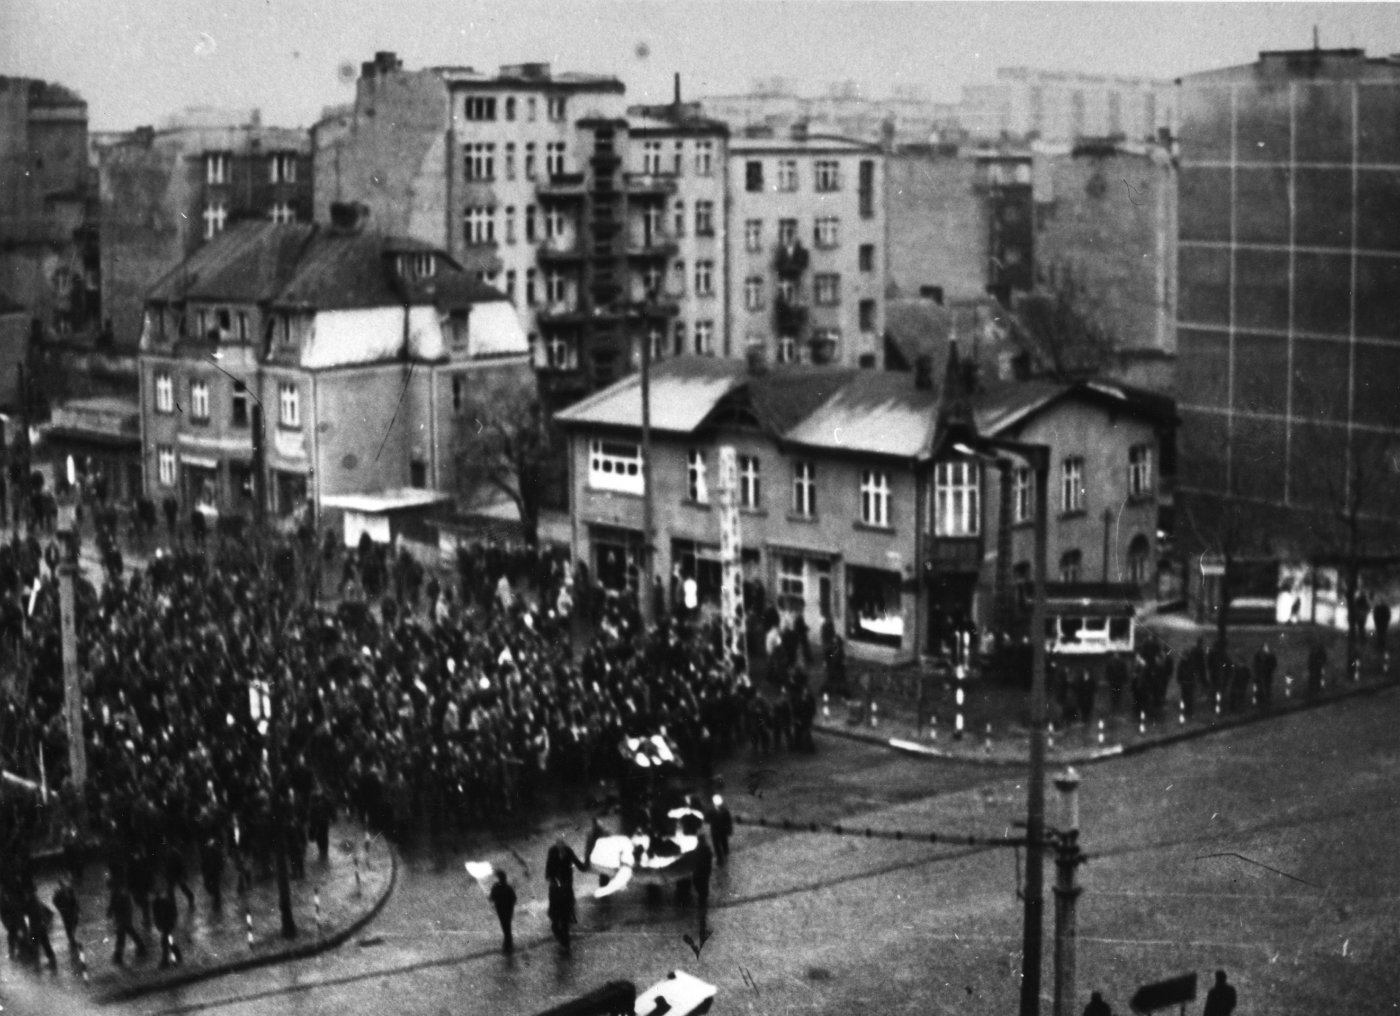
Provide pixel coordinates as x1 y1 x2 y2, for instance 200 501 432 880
593 525 643 594
847 566 904 648
588 439 644 495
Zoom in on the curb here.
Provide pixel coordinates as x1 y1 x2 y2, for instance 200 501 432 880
818 676 1400 767
94 844 399 1004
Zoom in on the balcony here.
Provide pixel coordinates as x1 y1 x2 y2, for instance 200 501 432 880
536 172 587 199
590 149 621 170
535 302 587 327
537 238 585 265
774 298 809 333
622 172 678 197
774 241 811 276
627 235 679 260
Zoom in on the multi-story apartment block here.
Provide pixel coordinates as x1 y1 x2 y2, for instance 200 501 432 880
556 353 1171 660
97 109 313 350
961 67 1174 144
727 128 885 368
138 210 531 527
1176 48 1400 614
699 78 960 147
0 75 100 369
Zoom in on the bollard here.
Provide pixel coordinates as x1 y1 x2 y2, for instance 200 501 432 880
984 723 992 755
245 908 254 949
1214 691 1222 717
1097 719 1106 745
1178 697 1187 725
1047 722 1055 750
1138 710 1146 735
870 702 879 729
314 889 322 935
822 693 830 719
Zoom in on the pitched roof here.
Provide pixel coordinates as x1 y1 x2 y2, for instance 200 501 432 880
554 357 745 434
782 370 939 458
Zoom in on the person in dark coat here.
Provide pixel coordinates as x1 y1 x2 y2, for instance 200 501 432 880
199 832 224 912
1202 970 1237 1016
128 848 155 928
308 788 332 864
25 889 58 970
1105 654 1128 714
1253 642 1277 709
544 836 588 949
164 842 196 913
107 878 147 965
52 880 80 953
1374 600 1392 657
488 869 517 953
709 794 733 867
152 890 181 969
691 835 714 934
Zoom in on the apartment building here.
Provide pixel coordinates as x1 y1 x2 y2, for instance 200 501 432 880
138 212 531 527
727 128 886 368
961 67 1174 144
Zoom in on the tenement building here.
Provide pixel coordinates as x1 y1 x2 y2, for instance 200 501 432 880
1176 48 1400 616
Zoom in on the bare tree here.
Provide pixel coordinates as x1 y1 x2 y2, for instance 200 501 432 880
455 394 563 547
1009 262 1119 382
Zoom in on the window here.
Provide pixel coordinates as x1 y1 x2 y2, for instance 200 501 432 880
524 143 537 179
672 321 686 356
190 380 210 422
695 260 715 297
815 160 840 192
154 371 174 414
546 141 566 177
647 327 665 360
451 376 464 413
269 152 297 184
778 556 805 602
934 461 980 537
695 200 715 237
278 382 300 429
588 439 644 495
686 449 709 504
739 455 761 509
860 470 891 527
777 335 797 363
695 140 714 176
1127 534 1151 585
463 142 495 181
196 308 209 339
464 206 496 245
1129 444 1154 498
744 219 762 252
673 200 686 237
504 143 516 180
778 218 798 247
672 259 686 295
777 159 798 192
231 388 248 428
641 205 663 245
269 201 295 224
1059 549 1083 583
743 276 764 311
642 264 663 296
203 201 227 240
526 97 537 121
745 160 764 192
851 247 872 277
544 207 566 241
776 278 797 305
859 159 875 217
464 95 497 120
157 446 176 487
1013 466 1034 524
694 320 714 355
277 314 293 346
814 273 841 305
236 311 249 341
505 269 517 303
642 141 664 174
206 152 229 185
525 204 537 242
673 140 684 175
1061 456 1085 514
546 335 575 370
792 461 815 517
545 270 567 304
504 206 517 243
525 268 537 305
547 96 566 121
814 216 839 248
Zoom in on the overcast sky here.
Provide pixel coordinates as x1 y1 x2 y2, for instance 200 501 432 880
4 1 1399 131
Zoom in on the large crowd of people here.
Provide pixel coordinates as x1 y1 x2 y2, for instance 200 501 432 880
0 522 803 966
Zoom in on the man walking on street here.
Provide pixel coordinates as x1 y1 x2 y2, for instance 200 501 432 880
709 794 733 867
107 877 147 965
152 889 181 969
545 835 588 950
1253 641 1277 709
692 834 714 936
52 879 79 954
1202 969 1237 1016
488 869 517 953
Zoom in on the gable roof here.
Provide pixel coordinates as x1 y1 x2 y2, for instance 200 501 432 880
553 357 746 434
782 370 939 458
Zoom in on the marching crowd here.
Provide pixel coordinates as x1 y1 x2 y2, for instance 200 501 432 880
0 524 811 970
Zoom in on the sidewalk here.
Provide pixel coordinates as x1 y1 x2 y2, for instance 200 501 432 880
815 618 1398 766
15 821 395 1004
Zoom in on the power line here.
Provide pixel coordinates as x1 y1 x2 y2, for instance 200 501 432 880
732 812 1027 849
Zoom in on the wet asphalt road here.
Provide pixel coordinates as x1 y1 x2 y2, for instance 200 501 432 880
8 689 1400 1016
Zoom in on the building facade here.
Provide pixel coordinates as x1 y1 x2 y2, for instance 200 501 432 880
97 110 313 350
960 67 1174 144
556 356 1170 660
726 130 886 368
138 215 531 529
1176 49 1400 603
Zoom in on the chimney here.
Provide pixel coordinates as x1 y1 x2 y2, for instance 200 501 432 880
791 119 809 142
674 72 682 106
329 201 369 232
914 354 934 391
746 343 769 376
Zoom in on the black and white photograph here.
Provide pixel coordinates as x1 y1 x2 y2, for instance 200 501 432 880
2 2 1399 1013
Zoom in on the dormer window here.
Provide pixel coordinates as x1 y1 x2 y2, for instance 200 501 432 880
269 152 297 184
397 252 436 281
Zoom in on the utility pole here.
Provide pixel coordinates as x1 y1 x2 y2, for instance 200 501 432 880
55 461 86 797
1052 768 1084 1016
638 301 655 628
1021 443 1051 1016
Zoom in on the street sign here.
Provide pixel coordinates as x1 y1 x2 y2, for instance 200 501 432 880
1130 972 1198 1013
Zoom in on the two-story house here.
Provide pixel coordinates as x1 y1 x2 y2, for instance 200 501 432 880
138 207 532 529
556 352 1173 660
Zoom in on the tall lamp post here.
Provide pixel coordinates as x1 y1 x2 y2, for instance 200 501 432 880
1052 767 1084 1016
55 460 86 802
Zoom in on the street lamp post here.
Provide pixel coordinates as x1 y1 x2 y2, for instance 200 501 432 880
55 464 86 800
1052 767 1084 1016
